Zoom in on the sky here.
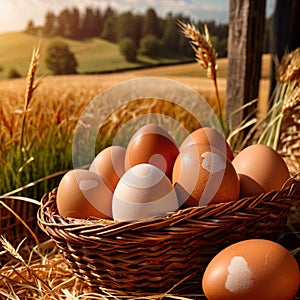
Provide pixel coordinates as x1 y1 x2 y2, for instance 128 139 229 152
0 0 276 34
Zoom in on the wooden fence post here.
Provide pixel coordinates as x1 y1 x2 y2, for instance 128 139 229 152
226 0 266 130
270 0 300 96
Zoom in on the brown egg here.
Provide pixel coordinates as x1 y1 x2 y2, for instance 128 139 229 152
89 145 126 191
180 127 234 161
232 144 290 198
125 124 179 177
172 144 239 207
57 169 113 219
202 239 300 300
112 163 178 222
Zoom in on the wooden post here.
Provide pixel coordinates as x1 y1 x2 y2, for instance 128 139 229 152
270 0 300 96
226 0 266 130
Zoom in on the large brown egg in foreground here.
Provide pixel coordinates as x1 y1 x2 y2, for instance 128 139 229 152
202 239 300 300
180 127 234 161
57 169 113 219
125 124 179 177
172 144 239 207
232 144 290 198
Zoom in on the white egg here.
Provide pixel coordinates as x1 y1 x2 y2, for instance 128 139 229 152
112 163 178 222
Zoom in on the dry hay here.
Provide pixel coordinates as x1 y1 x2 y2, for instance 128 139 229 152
0 237 206 300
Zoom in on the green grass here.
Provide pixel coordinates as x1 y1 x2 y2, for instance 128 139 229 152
0 122 73 199
0 32 128 79
0 32 192 80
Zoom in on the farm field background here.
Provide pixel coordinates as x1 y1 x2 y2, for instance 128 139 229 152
0 52 271 199
0 32 192 80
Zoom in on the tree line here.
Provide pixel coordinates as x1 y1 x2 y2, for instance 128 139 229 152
25 6 229 61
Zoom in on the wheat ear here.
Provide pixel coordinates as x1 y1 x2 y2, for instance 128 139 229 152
177 20 224 131
177 20 217 79
24 46 40 111
275 48 300 83
0 236 26 264
20 46 40 159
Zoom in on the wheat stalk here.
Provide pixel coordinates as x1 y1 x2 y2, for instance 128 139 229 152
0 200 39 244
259 48 300 155
282 83 300 113
24 46 40 111
177 20 225 132
20 46 41 160
0 236 26 264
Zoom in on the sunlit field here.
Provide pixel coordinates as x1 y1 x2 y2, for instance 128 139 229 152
0 56 271 198
0 32 193 80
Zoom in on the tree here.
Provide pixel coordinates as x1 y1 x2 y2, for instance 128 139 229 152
43 11 56 36
45 40 78 75
117 12 141 46
119 37 137 62
101 16 117 42
70 7 81 39
101 7 117 41
139 34 161 56
102 6 116 23
25 20 36 34
8 68 21 78
162 14 179 52
92 8 103 37
82 7 95 38
142 8 161 38
217 38 228 58
56 8 72 37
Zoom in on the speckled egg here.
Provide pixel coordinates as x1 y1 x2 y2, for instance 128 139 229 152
172 144 239 207
180 127 234 160
202 239 300 300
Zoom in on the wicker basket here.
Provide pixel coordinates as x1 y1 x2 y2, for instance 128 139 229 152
37 178 299 296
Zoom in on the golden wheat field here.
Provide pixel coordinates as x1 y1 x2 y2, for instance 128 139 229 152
0 56 272 199
0 57 271 138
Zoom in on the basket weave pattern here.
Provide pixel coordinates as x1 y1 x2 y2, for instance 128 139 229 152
38 179 299 294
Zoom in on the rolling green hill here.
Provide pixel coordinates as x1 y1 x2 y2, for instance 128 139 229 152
0 32 191 80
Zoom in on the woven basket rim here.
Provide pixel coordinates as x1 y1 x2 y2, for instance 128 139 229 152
38 177 299 238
